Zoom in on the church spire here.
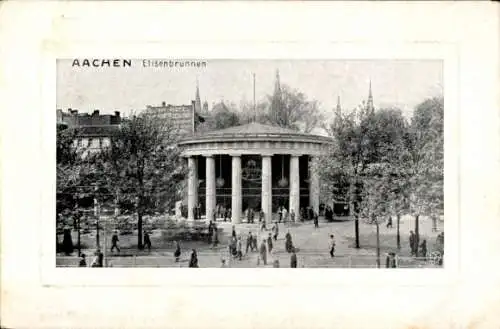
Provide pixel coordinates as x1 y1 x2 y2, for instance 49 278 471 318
271 69 282 124
335 95 342 115
195 78 201 113
366 79 374 113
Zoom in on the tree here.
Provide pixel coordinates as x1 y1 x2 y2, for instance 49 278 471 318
73 114 187 250
404 96 444 255
318 106 410 249
266 83 324 133
210 101 241 130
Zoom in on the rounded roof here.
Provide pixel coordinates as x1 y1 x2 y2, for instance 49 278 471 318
178 122 333 145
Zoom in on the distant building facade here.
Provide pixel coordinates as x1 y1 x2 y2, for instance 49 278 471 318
57 108 121 157
143 101 196 136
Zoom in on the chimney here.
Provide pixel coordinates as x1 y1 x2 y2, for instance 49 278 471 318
93 109 100 116
161 101 166 107
114 111 120 117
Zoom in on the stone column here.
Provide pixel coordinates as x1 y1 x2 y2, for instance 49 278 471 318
309 156 320 215
231 155 242 224
205 155 216 222
289 155 300 222
187 156 198 221
261 155 273 225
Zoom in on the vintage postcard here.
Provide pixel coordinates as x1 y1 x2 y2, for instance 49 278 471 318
56 59 445 270
2 2 499 329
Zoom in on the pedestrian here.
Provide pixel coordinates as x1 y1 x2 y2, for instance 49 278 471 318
272 222 279 241
79 253 87 267
260 214 267 231
230 236 237 257
96 249 104 267
329 234 336 257
386 216 393 228
220 259 227 268
189 249 199 268
313 212 319 228
290 248 297 268
278 206 283 223
259 239 267 266
232 225 236 239
290 210 295 223
252 233 258 251
267 232 273 253
246 232 253 254
237 236 243 261
111 231 120 252
300 207 306 222
420 239 427 259
208 220 214 244
174 240 181 262
409 231 416 256
144 232 152 251
285 230 294 253
385 252 397 268
283 207 288 223
259 209 264 223
212 223 219 247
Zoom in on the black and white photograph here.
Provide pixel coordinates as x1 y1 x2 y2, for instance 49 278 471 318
56 59 444 268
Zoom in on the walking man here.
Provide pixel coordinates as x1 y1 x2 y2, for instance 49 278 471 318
272 222 279 241
313 212 319 228
267 233 273 253
409 231 416 256
237 236 243 261
144 232 152 251
386 216 393 228
246 232 253 254
259 239 267 266
329 234 336 258
111 231 120 252
290 248 297 268
290 210 295 223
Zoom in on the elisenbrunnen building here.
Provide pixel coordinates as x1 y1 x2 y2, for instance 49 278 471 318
174 71 357 224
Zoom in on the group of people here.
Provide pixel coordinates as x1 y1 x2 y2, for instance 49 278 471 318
409 231 427 258
78 249 104 267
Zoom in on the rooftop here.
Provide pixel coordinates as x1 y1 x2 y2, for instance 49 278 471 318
179 122 333 145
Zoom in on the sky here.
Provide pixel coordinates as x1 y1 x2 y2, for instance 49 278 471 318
57 59 443 121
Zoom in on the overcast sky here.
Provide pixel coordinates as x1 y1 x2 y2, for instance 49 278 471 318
57 59 442 120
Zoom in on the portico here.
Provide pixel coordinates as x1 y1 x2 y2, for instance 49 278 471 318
178 123 332 224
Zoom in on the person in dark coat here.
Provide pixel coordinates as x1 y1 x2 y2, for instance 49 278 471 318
329 234 336 257
409 231 416 256
79 253 87 267
111 232 120 252
212 223 219 247
246 232 254 254
285 230 294 253
174 240 181 262
278 206 283 223
236 236 243 260
189 249 199 268
232 225 236 239
386 216 393 228
96 249 104 267
313 212 319 228
208 220 214 243
272 223 279 241
144 232 152 251
420 239 427 259
267 233 273 252
259 209 264 223
62 228 74 256
259 239 267 265
290 249 297 268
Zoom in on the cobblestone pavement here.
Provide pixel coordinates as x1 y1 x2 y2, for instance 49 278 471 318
58 216 443 268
